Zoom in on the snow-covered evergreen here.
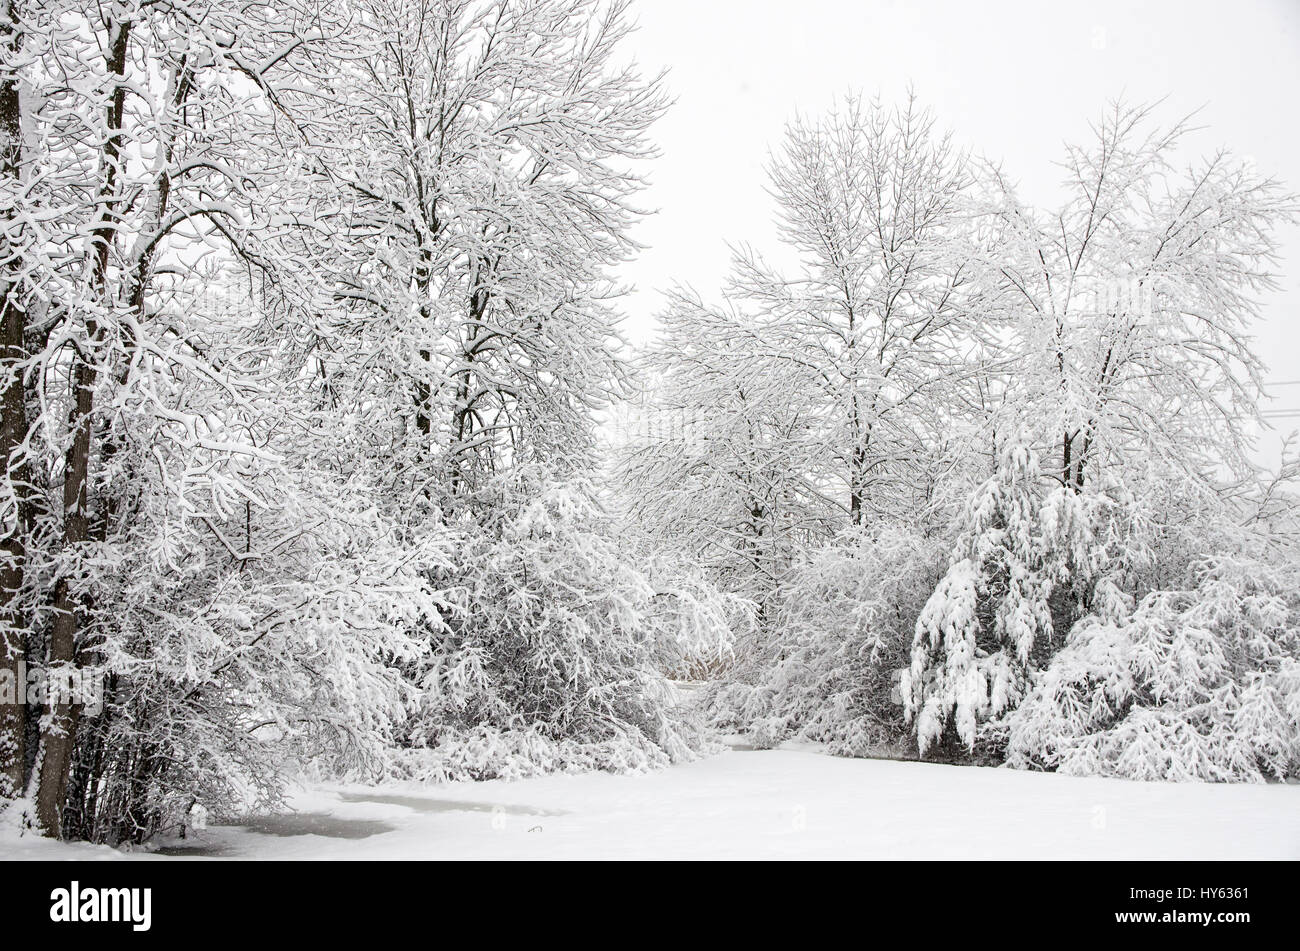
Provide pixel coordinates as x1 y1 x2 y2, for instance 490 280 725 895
998 553 1300 782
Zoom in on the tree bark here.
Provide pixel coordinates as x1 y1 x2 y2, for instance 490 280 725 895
34 357 94 832
0 0 29 801
1062 430 1073 491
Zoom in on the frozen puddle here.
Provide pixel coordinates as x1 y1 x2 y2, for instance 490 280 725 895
150 812 395 857
231 813 395 839
152 841 242 858
336 791 564 817
144 790 567 859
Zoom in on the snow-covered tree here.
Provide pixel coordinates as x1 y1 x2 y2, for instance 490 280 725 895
619 289 836 618
998 552 1300 782
623 92 982 647
310 0 667 514
0 0 700 845
731 92 981 526
982 101 1296 494
898 438 1141 754
288 0 714 787
884 100 1298 760
707 524 944 755
0 0 361 835
0 0 40 803
903 443 1048 750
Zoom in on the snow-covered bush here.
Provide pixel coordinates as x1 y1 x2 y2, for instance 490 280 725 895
705 526 944 754
901 444 1125 754
398 481 732 782
997 553 1300 782
638 551 756 681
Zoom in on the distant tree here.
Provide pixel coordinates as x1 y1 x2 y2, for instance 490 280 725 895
732 92 980 526
625 93 982 634
982 101 1296 494
619 289 835 617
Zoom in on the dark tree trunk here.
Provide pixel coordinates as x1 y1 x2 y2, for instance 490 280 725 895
849 445 866 526
848 398 867 527
1062 430 1072 489
0 0 29 801
34 359 94 832
449 275 490 505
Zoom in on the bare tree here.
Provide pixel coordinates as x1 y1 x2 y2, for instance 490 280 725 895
733 92 978 525
984 101 1296 494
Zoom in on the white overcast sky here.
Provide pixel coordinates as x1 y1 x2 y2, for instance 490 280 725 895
613 0 1300 450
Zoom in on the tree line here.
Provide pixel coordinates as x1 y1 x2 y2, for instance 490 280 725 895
621 93 1300 779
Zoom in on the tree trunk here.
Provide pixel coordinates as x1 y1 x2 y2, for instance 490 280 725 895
0 0 29 801
449 276 489 504
1062 430 1073 491
848 393 866 526
34 356 94 832
849 445 866 526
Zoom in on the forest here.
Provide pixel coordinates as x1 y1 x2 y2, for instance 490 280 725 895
0 0 1297 846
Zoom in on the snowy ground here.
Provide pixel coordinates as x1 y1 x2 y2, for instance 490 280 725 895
5 740 1299 860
